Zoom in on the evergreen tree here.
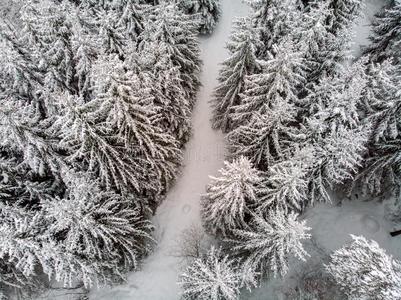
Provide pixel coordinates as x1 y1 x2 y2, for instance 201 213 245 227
43 175 153 270
180 246 241 300
228 209 310 278
301 59 370 202
96 8 127 57
132 43 193 143
326 235 401 300
141 2 201 103
202 156 262 236
211 17 260 132
328 0 364 35
116 0 147 40
233 40 305 123
364 3 401 63
257 147 312 213
92 54 182 196
227 40 305 168
0 0 201 295
356 61 401 196
363 59 401 143
248 0 300 58
179 0 221 35
294 1 347 81
51 94 139 192
227 102 300 169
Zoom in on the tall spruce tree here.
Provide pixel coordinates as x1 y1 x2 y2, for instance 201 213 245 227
364 2 401 63
228 209 311 279
248 0 301 59
211 17 260 132
328 0 364 35
178 0 221 35
326 235 401 300
202 156 262 236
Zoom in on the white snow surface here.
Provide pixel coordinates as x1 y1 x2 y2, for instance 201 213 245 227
90 1 249 299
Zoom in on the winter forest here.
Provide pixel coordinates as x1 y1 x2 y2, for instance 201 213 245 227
1 0 401 299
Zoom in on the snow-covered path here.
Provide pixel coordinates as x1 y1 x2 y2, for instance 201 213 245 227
90 1 248 299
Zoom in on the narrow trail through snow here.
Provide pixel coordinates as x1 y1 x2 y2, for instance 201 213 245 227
90 1 249 299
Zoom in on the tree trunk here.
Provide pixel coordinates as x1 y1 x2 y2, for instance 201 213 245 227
390 230 401 237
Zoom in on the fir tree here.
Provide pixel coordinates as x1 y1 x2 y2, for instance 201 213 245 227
141 2 201 103
202 156 262 236
257 147 312 213
248 0 301 58
233 40 305 123
179 0 221 35
364 3 401 63
326 235 401 300
92 54 183 196
228 209 310 278
43 175 153 270
211 17 260 132
180 246 241 300
363 59 401 143
328 0 364 35
227 102 300 169
227 40 306 168
293 1 346 81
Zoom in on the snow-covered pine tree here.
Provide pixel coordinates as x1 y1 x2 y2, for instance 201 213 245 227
354 60 401 196
364 2 401 63
178 0 221 35
91 54 182 198
302 60 370 202
313 58 367 135
0 0 200 295
293 0 346 81
22 0 78 93
315 125 369 189
0 203 115 289
140 2 201 104
179 246 241 300
326 235 401 300
299 72 336 120
233 40 305 124
248 0 301 59
211 17 260 132
0 26 42 100
202 156 262 236
0 95 62 178
328 0 364 35
115 0 147 40
227 102 300 169
132 42 193 143
227 40 305 168
43 175 153 271
95 8 127 57
228 209 311 278
363 59 401 143
257 147 313 213
69 15 99 100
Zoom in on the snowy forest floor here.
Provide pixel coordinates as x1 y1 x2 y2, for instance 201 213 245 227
31 0 401 299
